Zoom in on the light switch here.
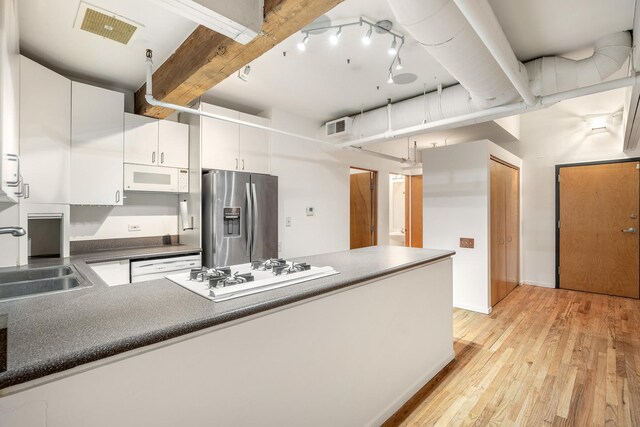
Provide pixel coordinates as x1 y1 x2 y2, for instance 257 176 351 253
460 238 474 248
306 207 314 216
286 217 292 227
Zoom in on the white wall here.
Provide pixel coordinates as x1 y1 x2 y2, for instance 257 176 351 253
268 108 409 259
0 0 22 267
69 193 179 241
498 88 640 288
422 140 521 313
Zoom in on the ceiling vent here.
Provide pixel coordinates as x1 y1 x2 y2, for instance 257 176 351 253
74 2 143 45
326 117 353 139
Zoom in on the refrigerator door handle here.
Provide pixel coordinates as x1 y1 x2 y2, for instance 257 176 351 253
246 183 253 257
251 183 258 257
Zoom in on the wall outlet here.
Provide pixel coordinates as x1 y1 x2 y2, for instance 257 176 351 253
460 237 474 248
128 224 141 232
278 242 282 252
285 217 292 227
306 207 314 216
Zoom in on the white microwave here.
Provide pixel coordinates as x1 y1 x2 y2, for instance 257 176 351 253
124 164 189 193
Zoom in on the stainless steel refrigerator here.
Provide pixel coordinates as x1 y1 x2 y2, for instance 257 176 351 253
202 170 278 268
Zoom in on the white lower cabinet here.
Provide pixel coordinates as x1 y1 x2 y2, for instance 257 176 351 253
90 260 130 286
71 82 124 206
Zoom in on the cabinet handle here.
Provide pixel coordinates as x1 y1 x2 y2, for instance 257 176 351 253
152 152 156 164
13 176 24 197
242 159 245 170
161 152 165 164
116 190 121 203
5 154 20 187
24 183 30 199
235 158 238 169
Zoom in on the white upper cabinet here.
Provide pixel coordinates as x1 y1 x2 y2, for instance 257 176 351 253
200 103 270 174
20 56 71 204
71 82 124 206
201 103 240 171
158 120 189 169
124 113 189 169
124 113 158 166
239 112 270 174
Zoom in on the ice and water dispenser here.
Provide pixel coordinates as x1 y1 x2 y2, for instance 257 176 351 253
223 207 241 237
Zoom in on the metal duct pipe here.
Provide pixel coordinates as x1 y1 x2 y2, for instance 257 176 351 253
454 0 537 106
387 0 523 109
526 31 632 96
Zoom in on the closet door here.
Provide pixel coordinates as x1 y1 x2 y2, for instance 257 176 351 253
490 160 507 306
505 166 520 295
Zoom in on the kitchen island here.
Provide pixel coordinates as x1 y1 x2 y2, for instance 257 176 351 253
0 246 454 426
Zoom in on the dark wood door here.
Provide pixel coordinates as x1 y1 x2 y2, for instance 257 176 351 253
350 171 377 249
405 175 423 248
505 166 520 295
559 161 639 298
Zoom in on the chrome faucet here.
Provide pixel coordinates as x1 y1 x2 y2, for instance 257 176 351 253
0 227 26 237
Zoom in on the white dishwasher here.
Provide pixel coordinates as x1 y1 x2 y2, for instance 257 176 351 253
130 254 201 283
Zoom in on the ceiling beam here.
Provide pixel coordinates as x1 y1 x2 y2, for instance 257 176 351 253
135 0 343 118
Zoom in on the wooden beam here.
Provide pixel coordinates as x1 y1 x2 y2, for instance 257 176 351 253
136 0 343 118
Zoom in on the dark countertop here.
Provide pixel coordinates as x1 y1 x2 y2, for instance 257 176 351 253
0 246 454 392
73 244 202 263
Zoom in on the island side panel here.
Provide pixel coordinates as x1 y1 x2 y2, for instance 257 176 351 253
0 258 454 427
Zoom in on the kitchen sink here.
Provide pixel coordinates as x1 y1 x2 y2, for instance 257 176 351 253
0 266 73 284
0 266 90 302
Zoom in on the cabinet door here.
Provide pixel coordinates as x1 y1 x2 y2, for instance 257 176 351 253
124 113 158 166
239 113 270 174
19 56 71 204
158 120 189 168
90 260 130 286
201 103 239 171
71 82 124 206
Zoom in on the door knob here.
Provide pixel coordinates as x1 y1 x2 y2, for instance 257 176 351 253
622 227 637 233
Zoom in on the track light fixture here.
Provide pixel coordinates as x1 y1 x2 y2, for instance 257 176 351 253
329 27 342 45
388 37 397 55
297 33 309 51
362 26 373 45
296 17 405 84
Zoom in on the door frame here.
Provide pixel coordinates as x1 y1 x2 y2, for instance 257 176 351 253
350 167 378 248
555 157 640 289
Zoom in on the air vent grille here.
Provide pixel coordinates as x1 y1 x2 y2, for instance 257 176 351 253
74 2 143 45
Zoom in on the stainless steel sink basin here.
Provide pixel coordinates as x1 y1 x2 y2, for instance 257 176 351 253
0 266 73 284
0 265 91 302
0 276 83 301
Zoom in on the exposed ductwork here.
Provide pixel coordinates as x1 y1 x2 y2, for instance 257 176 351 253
526 31 632 96
387 0 524 109
342 0 632 145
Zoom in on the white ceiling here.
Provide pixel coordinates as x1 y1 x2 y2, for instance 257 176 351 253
16 0 636 122
207 0 635 122
18 0 197 90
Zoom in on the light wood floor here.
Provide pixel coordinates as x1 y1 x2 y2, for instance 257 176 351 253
383 285 640 426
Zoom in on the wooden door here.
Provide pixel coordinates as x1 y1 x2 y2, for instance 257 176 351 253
559 162 640 298
490 160 507 306
350 171 377 249
505 166 520 295
404 175 423 248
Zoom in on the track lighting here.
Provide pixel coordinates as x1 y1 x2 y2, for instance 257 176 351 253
329 27 342 45
387 71 394 84
388 37 397 55
362 26 373 45
237 65 251 82
297 34 309 51
395 57 403 70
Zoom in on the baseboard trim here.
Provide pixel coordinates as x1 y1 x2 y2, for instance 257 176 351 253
453 302 491 314
521 281 554 288
375 350 456 427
